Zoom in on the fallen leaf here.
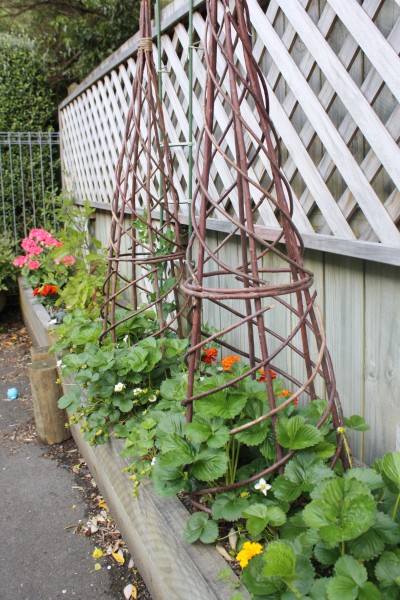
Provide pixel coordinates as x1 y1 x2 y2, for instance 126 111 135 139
111 552 125 564
132 586 138 599
123 584 133 599
128 558 134 569
228 527 238 551
216 545 234 562
98 498 108 510
94 563 102 571
92 547 104 559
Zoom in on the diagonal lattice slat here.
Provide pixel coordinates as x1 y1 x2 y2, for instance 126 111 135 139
60 0 400 261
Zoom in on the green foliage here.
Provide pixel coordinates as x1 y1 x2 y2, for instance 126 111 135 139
0 34 54 130
211 492 250 522
0 35 57 239
326 555 376 600
276 416 323 450
375 550 400 598
183 512 219 544
303 478 377 544
52 199 107 312
0 1 141 101
243 504 286 536
0 234 16 291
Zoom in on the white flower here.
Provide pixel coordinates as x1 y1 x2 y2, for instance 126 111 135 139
217 366 224 372
123 335 128 343
114 382 126 392
254 477 272 496
148 394 157 403
133 388 142 396
199 376 205 382
57 360 63 368
48 318 57 325
151 457 156 466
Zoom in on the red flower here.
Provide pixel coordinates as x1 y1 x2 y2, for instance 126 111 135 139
201 348 218 364
257 368 276 382
36 284 58 297
43 284 58 296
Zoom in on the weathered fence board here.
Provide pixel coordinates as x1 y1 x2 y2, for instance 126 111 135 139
364 262 400 464
324 254 365 460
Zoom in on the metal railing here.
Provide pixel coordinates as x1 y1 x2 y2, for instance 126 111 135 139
0 132 61 244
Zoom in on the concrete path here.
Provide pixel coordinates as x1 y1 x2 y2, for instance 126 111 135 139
0 309 142 600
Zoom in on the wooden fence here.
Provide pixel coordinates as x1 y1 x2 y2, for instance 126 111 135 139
59 0 400 462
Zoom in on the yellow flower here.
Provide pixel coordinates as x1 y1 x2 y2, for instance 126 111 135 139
236 541 263 568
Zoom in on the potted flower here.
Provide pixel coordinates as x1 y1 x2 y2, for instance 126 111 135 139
13 227 75 311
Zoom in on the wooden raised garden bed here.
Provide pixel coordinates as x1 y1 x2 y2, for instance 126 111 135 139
18 277 248 600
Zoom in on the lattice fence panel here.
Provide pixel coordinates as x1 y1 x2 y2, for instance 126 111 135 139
60 0 400 260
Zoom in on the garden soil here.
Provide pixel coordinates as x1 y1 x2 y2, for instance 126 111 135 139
0 306 152 600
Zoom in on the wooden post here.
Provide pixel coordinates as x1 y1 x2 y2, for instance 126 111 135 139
30 345 52 364
28 359 71 445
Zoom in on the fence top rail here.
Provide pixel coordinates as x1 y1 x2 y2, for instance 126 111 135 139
59 0 206 111
0 132 60 145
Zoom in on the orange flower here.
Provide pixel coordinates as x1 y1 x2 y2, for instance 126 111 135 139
33 287 40 297
40 284 58 296
257 368 276 382
278 389 298 406
221 355 240 371
201 348 218 364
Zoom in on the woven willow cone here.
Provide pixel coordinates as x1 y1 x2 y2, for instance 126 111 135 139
181 0 349 500
102 0 187 341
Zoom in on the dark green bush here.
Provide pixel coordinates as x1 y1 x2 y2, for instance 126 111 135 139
0 34 59 241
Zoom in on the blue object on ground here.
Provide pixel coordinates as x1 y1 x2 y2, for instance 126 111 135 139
7 387 19 400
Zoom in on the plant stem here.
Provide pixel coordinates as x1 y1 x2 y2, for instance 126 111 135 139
341 540 345 556
285 581 302 599
232 439 241 484
342 433 353 468
226 437 240 485
392 492 400 521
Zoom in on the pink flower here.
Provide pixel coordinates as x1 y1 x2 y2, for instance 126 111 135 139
45 237 63 247
13 255 29 267
62 255 75 267
21 238 42 255
27 260 40 270
27 229 62 247
54 258 61 265
29 228 52 242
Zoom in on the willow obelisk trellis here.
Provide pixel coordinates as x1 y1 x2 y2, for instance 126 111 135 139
181 0 349 504
102 0 186 341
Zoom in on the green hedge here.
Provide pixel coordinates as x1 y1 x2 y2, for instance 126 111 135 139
0 34 58 241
